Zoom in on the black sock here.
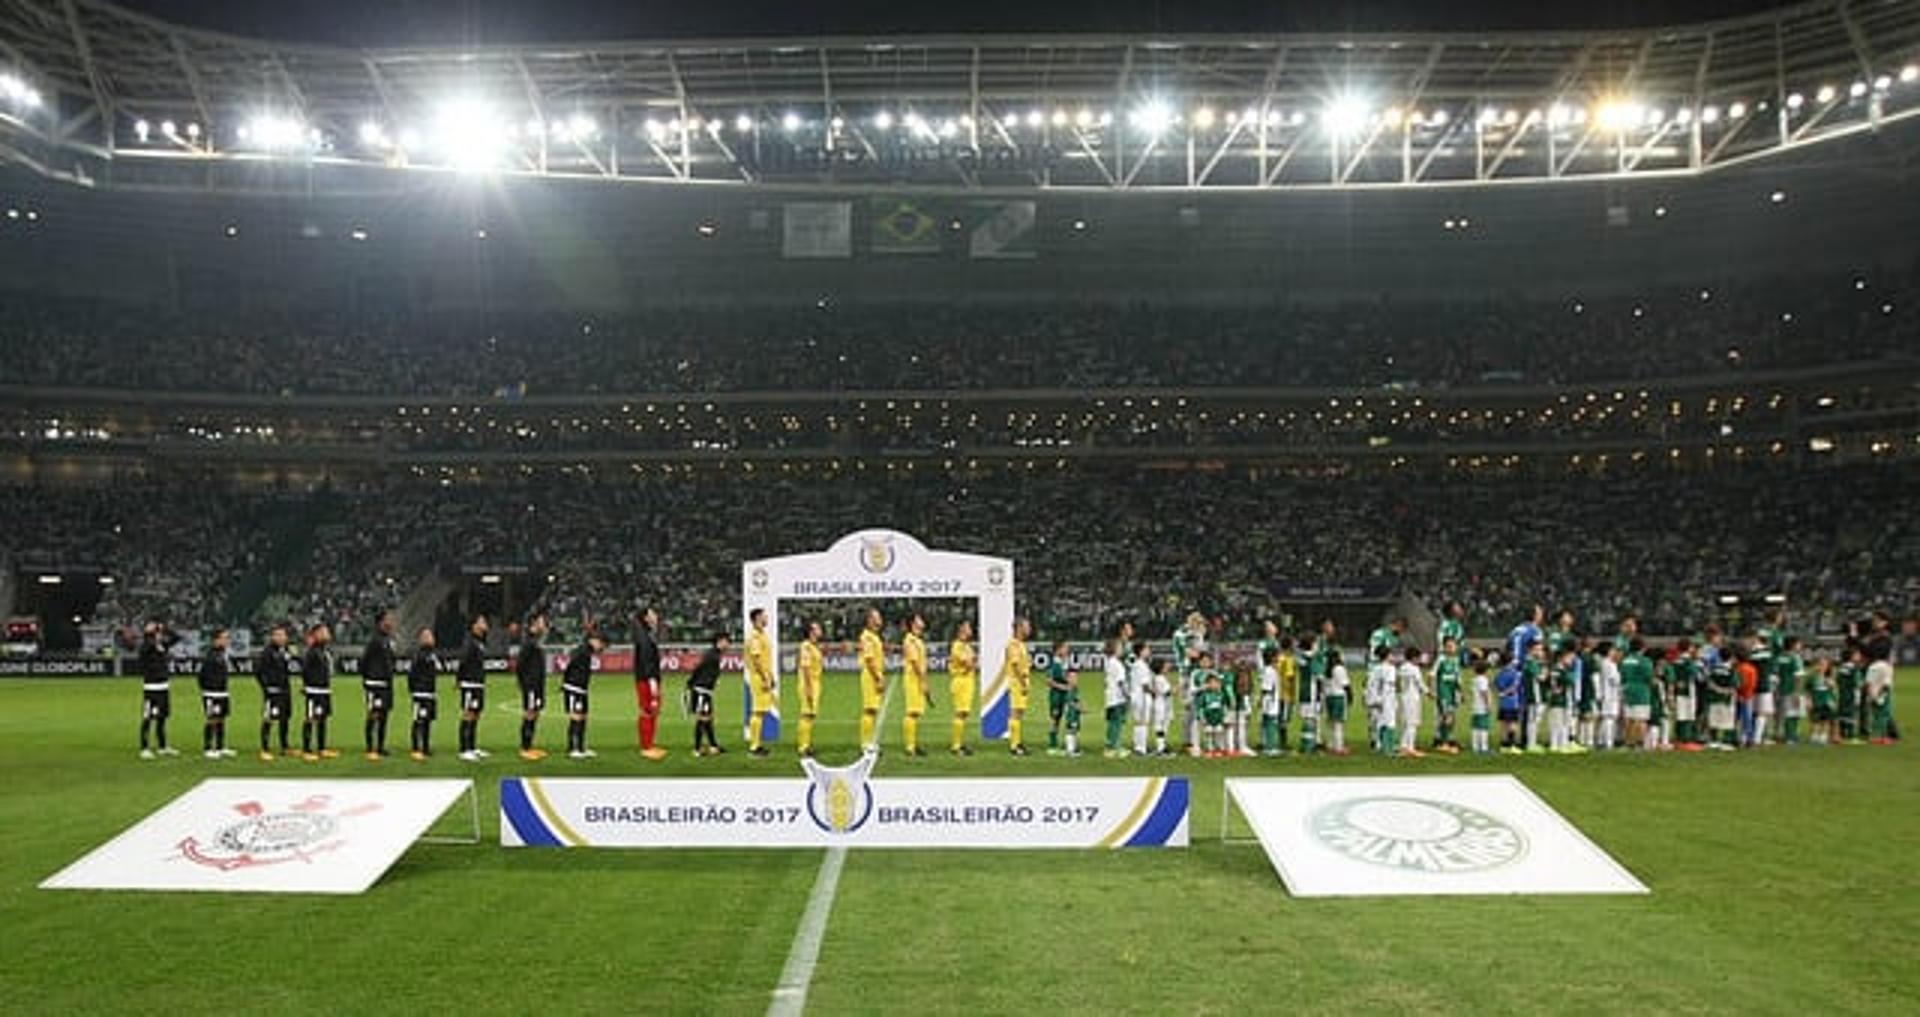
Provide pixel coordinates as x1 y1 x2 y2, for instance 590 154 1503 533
459 718 475 753
302 721 313 753
569 719 583 752
140 717 152 750
376 714 388 753
365 716 377 751
520 717 536 751
261 721 272 752
278 717 290 751
156 722 168 750
316 718 328 750
216 723 226 750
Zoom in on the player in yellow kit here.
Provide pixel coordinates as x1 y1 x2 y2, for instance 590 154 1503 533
745 608 776 757
949 620 977 755
796 621 824 758
901 613 931 756
1001 617 1033 756
858 608 886 751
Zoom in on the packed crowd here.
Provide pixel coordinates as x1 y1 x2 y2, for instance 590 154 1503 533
7 463 1915 645
0 269 1912 397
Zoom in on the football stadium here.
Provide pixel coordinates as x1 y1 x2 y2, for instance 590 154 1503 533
2 0 1919 1012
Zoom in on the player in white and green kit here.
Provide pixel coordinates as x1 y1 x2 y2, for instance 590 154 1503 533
1171 612 1206 756
1775 636 1806 744
1438 601 1468 665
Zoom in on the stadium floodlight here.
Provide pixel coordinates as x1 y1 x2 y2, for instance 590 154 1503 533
185 122 201 140
1849 81 1868 98
734 113 754 132
1816 84 1837 103
873 110 894 130
1674 108 1693 125
567 113 598 140
1476 107 1498 127
1595 100 1643 131
243 114 309 151
134 119 150 142
429 98 508 170
1786 92 1805 110
939 119 959 139
1873 75 1892 92
1728 101 1747 119
0 72 40 110
37 574 61 585
1903 65 1919 83
781 111 802 131
829 116 845 130
1700 105 1721 124
1024 108 1043 127
1427 108 1449 127
1074 108 1094 128
1050 109 1068 127
1130 100 1173 135
1192 106 1216 129
1321 97 1368 136
358 121 386 147
1547 103 1574 127
160 120 177 138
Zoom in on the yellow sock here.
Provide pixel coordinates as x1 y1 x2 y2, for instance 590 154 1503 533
860 712 875 747
1010 716 1023 746
749 712 764 751
904 714 919 751
951 717 965 749
798 716 814 751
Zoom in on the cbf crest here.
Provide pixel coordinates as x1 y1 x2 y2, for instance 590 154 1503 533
857 534 897 574
801 754 876 835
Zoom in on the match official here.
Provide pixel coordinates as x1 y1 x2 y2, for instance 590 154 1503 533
859 608 886 751
746 608 775 757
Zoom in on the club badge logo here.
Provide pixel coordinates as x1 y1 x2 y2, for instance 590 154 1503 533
858 535 897 574
750 567 769 591
801 754 876 835
175 794 382 872
1308 796 1525 873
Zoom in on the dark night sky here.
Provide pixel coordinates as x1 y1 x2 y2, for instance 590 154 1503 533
116 0 1799 47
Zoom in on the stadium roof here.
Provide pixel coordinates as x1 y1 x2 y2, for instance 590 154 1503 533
2 0 1919 190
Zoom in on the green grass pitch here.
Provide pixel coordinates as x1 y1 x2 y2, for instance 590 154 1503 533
0 671 1915 1015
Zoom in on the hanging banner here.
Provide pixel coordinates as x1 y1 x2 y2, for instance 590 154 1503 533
41 779 474 895
969 201 1037 259
1225 776 1647 897
501 768 1187 849
783 202 853 259
870 197 943 253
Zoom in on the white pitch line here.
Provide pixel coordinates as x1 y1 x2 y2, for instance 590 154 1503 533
766 845 847 1017
767 673 897 1016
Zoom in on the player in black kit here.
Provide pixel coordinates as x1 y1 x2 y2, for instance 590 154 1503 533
301 623 337 760
360 610 399 760
688 632 729 757
515 613 551 761
408 627 440 760
197 627 236 758
257 625 294 760
137 622 179 759
456 615 490 762
563 627 606 759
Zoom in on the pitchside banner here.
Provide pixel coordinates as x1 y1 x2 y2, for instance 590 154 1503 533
41 779 473 895
1225 775 1647 897
501 767 1187 849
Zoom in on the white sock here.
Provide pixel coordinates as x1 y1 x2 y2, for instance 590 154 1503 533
1065 731 1078 753
1133 724 1147 753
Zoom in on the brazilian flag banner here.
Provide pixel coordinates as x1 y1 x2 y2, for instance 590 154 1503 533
870 197 942 254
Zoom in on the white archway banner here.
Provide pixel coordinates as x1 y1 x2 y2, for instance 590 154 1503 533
742 530 1016 743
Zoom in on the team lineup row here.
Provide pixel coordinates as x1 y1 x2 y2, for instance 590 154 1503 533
130 603 1901 762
